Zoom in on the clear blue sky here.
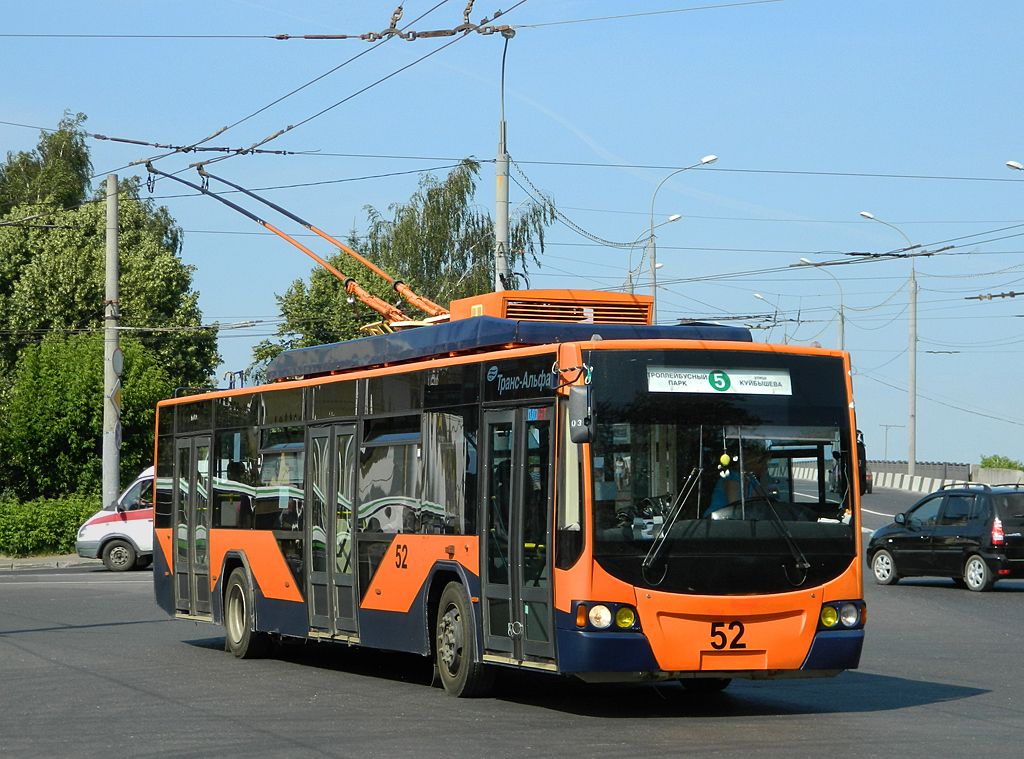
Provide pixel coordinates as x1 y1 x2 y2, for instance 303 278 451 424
3 1 1023 466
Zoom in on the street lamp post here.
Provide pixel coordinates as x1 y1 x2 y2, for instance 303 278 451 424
648 155 717 323
798 258 844 350
879 423 904 464
753 292 786 343
626 215 681 294
861 211 917 476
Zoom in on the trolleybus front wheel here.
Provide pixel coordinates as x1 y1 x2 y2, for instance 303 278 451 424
224 567 271 659
436 582 495 698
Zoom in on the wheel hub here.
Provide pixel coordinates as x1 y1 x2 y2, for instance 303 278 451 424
438 606 462 673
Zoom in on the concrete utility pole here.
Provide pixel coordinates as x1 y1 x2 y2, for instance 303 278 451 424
495 119 510 291
908 259 918 476
861 212 917 476
102 175 122 507
493 30 515 292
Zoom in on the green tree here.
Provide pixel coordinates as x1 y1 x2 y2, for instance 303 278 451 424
980 454 1024 471
0 113 219 499
250 159 554 375
0 334 173 500
0 126 218 386
0 112 92 212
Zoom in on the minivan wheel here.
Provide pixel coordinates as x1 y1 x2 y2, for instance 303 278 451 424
102 539 136 572
871 549 900 585
964 555 995 592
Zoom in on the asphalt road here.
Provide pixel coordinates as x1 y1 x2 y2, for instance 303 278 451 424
2 487 1022 759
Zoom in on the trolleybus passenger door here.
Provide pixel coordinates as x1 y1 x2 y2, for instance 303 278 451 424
173 436 212 616
482 408 556 662
306 425 358 635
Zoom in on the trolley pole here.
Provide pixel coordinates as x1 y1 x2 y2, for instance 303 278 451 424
102 175 122 508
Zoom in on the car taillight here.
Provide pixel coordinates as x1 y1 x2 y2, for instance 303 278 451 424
992 517 1005 546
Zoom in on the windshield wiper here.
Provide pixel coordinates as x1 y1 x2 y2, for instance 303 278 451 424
642 467 701 577
756 494 812 586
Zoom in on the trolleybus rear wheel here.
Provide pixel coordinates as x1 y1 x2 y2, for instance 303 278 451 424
224 567 271 658
436 582 494 698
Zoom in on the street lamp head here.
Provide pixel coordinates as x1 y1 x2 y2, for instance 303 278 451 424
700 155 718 165
799 257 812 265
1007 161 1024 171
859 211 874 220
754 293 765 300
667 214 682 222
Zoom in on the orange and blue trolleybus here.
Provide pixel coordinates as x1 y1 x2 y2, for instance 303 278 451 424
152 288 865 697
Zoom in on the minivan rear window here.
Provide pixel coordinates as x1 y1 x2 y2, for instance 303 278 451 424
992 493 1024 528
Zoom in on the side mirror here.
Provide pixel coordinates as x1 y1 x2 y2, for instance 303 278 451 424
894 512 906 525
832 451 842 461
567 385 593 444
115 502 126 514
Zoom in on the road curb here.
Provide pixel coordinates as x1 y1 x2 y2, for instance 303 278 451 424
0 555 102 572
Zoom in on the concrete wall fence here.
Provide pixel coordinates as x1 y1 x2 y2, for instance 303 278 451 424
792 461 1024 494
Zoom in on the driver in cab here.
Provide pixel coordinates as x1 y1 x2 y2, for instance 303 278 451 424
705 442 772 517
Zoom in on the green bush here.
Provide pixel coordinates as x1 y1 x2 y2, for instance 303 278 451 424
981 454 1024 471
0 493 101 557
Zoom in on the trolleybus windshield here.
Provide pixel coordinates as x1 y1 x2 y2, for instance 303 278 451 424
588 349 857 595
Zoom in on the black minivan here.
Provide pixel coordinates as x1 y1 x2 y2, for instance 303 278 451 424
866 483 1024 591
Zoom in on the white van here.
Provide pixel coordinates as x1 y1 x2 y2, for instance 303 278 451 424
75 467 154 571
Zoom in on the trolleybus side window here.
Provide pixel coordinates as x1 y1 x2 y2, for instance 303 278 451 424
212 427 260 528
255 426 304 531
366 373 423 414
422 409 478 535
311 380 357 420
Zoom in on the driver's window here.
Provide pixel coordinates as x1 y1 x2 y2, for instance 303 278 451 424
119 480 147 511
909 497 942 527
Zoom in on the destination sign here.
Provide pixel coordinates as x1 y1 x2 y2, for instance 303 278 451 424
646 367 792 396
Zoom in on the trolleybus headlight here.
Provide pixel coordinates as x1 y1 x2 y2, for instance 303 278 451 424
588 605 612 629
840 603 859 627
614 607 636 629
820 606 839 628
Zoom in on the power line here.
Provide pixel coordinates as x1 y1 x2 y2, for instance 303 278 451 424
0 2 521 43
512 1 791 28
8 118 1021 187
